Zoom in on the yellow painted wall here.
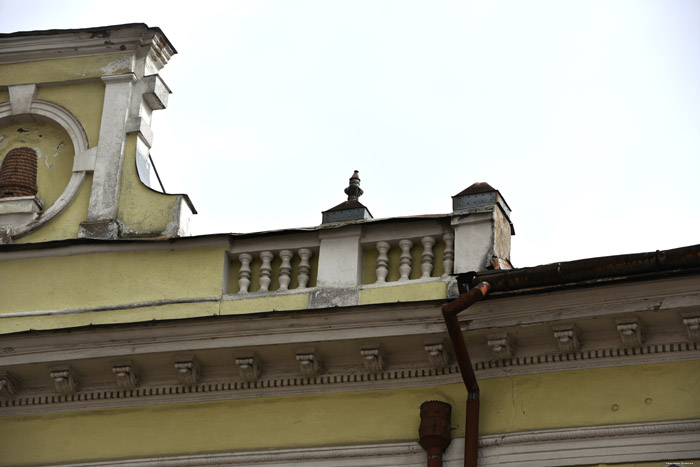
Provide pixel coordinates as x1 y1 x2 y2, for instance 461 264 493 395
360 280 447 305
117 135 186 237
220 292 310 315
36 81 105 148
15 174 92 243
0 89 9 102
1 54 133 87
0 247 224 323
0 80 106 243
0 360 697 466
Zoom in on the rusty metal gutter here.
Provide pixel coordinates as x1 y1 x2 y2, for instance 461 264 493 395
459 244 700 296
441 281 491 467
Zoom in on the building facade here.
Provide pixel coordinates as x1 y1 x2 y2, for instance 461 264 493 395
0 24 698 467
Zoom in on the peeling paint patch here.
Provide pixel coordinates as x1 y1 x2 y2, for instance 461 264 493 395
34 147 53 169
52 142 64 159
100 55 133 75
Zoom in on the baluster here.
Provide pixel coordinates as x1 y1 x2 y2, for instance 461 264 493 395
443 232 454 276
375 241 390 283
398 239 413 281
259 251 273 292
279 250 293 291
298 248 312 288
238 253 252 293
421 236 435 279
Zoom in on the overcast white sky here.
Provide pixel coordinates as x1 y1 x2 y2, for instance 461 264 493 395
2 1 699 267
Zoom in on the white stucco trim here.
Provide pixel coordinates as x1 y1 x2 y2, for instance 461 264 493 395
0 97 91 237
49 419 700 467
83 73 135 225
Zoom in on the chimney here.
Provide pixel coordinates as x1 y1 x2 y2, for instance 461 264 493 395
451 182 514 273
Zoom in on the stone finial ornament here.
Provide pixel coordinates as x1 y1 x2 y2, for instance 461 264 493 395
0 147 38 198
344 170 363 201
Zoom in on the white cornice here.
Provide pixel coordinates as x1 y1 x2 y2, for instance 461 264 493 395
0 24 175 73
1 341 696 416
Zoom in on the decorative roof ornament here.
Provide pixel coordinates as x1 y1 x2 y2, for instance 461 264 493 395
344 170 363 201
321 170 373 224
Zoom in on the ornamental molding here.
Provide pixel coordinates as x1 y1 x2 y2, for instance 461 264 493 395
45 419 700 467
616 317 646 348
49 364 79 394
296 348 323 378
0 25 175 73
360 344 386 374
2 341 697 417
174 356 200 386
0 371 21 396
0 98 91 239
486 333 515 359
235 354 261 383
112 361 139 390
682 312 700 343
552 324 581 353
424 340 452 369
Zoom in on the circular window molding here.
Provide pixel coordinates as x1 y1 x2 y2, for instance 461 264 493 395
0 98 93 238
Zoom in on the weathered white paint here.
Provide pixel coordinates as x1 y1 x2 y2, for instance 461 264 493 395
316 226 362 288
0 196 42 227
8 84 36 115
81 73 135 236
451 210 496 273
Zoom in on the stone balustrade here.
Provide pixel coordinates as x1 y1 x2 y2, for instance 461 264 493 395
225 222 459 297
229 248 316 294
369 232 454 285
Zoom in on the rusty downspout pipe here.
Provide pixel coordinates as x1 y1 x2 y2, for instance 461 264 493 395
442 281 491 467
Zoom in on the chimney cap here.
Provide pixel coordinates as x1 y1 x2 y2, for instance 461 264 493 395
452 182 514 234
453 182 497 197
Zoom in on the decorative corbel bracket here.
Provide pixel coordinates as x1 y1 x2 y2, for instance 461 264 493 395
112 361 139 389
174 356 201 386
552 324 581 353
235 354 262 382
49 364 79 394
681 313 700 343
360 344 386 374
487 333 515 359
615 318 645 348
424 340 452 369
0 371 21 396
296 348 323 378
